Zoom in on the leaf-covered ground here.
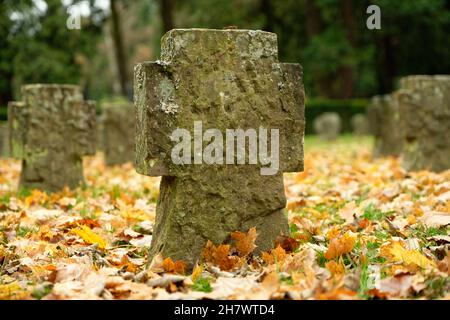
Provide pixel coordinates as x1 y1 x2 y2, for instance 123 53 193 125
0 136 449 300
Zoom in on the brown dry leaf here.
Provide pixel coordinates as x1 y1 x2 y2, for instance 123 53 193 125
230 227 258 257
162 257 186 275
324 231 356 260
275 235 299 253
202 240 240 271
420 211 450 228
377 274 425 298
148 253 164 273
262 246 287 265
338 201 357 224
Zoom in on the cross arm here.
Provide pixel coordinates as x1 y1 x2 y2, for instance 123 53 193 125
8 101 28 159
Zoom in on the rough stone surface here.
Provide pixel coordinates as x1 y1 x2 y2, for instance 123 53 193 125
0 122 10 157
396 75 450 172
102 102 134 166
367 95 403 158
313 112 342 140
134 29 305 266
8 84 96 192
351 114 369 136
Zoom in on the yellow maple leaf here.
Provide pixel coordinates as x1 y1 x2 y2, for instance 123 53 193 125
231 227 258 257
71 225 106 249
381 242 436 269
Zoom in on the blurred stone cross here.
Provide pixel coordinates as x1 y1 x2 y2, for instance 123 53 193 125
8 84 96 192
101 102 134 166
134 29 305 266
367 94 404 158
396 75 450 172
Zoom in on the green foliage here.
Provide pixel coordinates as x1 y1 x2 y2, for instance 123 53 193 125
361 204 393 222
191 277 213 293
32 284 53 300
1 0 449 105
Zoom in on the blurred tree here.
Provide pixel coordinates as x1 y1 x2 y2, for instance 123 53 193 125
110 0 130 98
159 0 175 32
4 0 105 99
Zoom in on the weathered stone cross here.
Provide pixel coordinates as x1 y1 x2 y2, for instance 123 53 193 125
101 102 134 166
396 75 450 172
134 29 305 266
367 94 404 158
8 84 96 192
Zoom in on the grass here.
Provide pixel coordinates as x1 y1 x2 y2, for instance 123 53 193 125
305 134 373 151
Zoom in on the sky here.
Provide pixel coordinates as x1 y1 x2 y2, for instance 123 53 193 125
33 0 111 15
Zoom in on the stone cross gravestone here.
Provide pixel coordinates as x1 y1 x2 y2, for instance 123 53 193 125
367 94 403 158
8 84 96 192
0 122 10 157
134 29 305 266
102 102 134 166
313 112 342 140
351 114 369 136
396 75 450 172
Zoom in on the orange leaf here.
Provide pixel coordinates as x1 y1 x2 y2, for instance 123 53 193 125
231 227 258 257
162 257 186 275
325 260 345 275
262 246 287 265
202 240 240 271
324 231 356 260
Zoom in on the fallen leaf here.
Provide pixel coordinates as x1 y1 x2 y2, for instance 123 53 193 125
275 235 299 253
202 240 240 271
162 257 186 275
262 246 287 265
324 231 356 260
381 242 436 270
338 201 357 224
231 227 258 257
70 225 107 249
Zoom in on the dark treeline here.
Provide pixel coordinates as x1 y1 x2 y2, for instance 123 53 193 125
0 0 449 108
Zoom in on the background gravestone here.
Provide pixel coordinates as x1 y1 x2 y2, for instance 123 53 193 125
351 114 369 136
8 84 96 192
0 122 10 157
396 75 450 172
313 112 342 140
102 102 134 166
135 29 305 266
367 94 403 158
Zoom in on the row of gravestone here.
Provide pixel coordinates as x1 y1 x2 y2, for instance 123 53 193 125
2 29 449 267
4 85 134 192
313 113 369 141
367 75 450 173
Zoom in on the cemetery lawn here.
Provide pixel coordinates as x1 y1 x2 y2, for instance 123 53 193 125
0 136 449 300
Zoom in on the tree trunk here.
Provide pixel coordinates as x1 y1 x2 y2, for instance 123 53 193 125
305 0 322 37
339 0 356 98
260 0 275 32
159 0 174 33
376 35 396 94
110 0 129 98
